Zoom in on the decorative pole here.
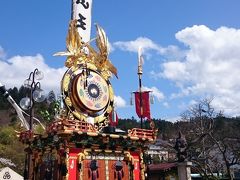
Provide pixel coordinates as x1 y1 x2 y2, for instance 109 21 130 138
0 82 29 129
21 68 45 180
21 68 45 131
71 0 93 43
138 47 143 129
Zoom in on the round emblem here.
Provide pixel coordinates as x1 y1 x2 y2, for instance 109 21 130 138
88 84 100 99
75 71 110 112
61 63 114 124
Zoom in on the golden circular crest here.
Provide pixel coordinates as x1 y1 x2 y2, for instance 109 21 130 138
61 63 114 125
75 71 110 111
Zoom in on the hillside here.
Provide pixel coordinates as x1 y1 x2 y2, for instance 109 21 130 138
0 109 15 125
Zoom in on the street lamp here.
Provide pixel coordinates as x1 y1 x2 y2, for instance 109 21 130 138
21 69 45 179
20 68 45 131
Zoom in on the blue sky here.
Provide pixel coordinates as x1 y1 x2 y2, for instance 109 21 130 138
1 1 240 121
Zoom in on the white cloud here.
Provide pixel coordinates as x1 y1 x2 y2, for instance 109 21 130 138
165 116 181 122
163 102 170 108
113 37 185 59
113 37 160 53
162 61 189 82
0 53 66 93
114 95 127 108
161 25 240 116
108 42 115 52
142 86 165 102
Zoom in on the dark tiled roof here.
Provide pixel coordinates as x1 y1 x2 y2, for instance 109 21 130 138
148 163 177 171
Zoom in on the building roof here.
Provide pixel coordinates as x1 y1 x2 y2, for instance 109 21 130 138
148 162 177 172
0 167 23 180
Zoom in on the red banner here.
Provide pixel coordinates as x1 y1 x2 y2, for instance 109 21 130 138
68 148 81 180
131 152 141 180
134 91 151 120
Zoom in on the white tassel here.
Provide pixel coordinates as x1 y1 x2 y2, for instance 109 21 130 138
7 96 30 130
130 93 133 105
150 94 154 104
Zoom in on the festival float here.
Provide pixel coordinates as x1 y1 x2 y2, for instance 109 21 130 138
3 1 158 179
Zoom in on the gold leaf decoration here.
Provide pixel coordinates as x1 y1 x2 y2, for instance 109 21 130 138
65 97 72 107
94 24 118 78
55 20 118 79
62 74 70 91
54 20 86 68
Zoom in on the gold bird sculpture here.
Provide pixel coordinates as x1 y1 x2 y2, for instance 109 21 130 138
54 20 118 78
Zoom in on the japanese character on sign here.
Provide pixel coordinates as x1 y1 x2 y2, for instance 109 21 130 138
76 0 89 9
77 13 87 30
